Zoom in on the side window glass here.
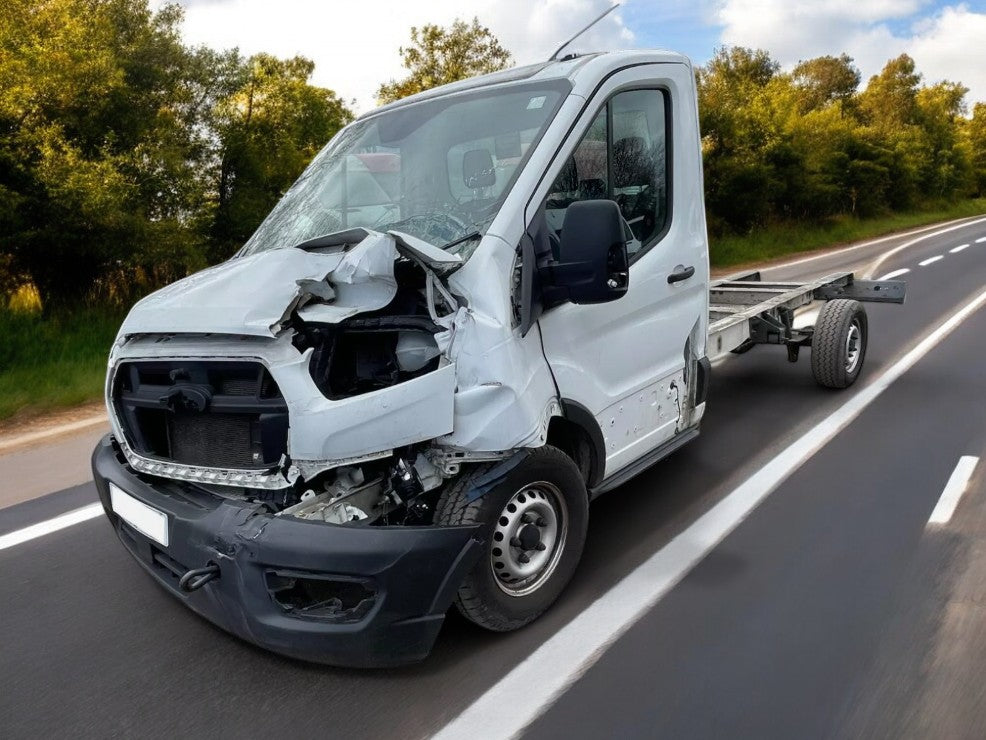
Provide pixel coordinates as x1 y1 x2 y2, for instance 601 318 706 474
546 110 606 234
544 90 668 256
611 90 667 250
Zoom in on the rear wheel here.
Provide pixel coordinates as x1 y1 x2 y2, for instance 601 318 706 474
435 445 589 631
810 299 868 389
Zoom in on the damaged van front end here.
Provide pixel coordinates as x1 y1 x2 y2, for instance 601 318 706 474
92 226 559 666
92 70 577 665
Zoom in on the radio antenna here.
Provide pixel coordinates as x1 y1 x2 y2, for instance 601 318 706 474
549 3 621 61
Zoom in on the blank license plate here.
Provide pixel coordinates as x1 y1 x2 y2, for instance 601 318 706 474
109 482 169 546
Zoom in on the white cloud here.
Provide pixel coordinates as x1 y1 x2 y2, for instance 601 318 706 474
908 5 986 107
158 0 633 113
714 1 986 104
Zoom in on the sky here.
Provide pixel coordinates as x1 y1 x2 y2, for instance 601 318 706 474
155 0 986 114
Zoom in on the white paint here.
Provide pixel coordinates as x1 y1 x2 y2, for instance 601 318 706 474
977 237 986 244
950 244 971 254
928 457 979 526
0 503 103 551
864 218 986 278
433 286 986 740
919 255 944 267
0 415 106 454
878 268 911 280
109 482 169 546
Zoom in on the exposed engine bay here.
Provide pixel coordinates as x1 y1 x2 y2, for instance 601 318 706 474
293 258 445 398
105 228 556 525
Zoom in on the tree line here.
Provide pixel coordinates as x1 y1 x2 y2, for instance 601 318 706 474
699 47 986 235
2 1 985 312
1 0 353 309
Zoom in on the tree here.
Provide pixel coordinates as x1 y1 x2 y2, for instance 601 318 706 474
792 54 860 113
915 81 970 197
859 54 922 130
377 18 511 104
0 1 353 306
968 103 986 195
209 54 354 260
0 0 214 307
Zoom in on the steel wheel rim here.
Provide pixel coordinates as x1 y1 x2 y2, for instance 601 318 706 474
490 481 568 597
845 320 862 374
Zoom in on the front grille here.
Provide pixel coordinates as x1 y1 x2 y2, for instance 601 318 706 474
170 413 255 468
112 360 288 470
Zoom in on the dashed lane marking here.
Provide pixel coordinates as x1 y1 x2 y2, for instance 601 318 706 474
928 457 979 526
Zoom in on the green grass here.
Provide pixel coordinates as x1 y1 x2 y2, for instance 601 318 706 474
0 308 123 421
710 198 986 268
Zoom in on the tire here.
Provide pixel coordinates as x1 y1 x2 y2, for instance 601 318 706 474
435 445 589 632
810 299 868 389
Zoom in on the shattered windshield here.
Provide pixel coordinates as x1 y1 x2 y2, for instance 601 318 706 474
240 79 571 258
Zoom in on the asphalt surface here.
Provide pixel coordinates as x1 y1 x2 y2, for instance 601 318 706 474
2 216 986 738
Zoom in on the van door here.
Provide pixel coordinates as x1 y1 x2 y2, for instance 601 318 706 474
535 67 708 480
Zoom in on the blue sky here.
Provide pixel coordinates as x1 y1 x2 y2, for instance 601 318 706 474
161 0 986 112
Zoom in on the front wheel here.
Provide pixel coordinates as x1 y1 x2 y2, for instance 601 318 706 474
811 299 868 389
435 445 589 632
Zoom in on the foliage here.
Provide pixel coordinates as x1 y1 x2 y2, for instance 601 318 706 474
0 0 352 309
697 47 985 235
210 54 354 260
377 18 511 104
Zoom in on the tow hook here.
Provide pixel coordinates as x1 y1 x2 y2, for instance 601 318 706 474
178 563 221 592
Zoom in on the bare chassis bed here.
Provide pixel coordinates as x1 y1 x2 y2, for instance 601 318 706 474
706 271 907 362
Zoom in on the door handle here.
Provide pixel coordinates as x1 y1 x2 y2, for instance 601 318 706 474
667 265 695 284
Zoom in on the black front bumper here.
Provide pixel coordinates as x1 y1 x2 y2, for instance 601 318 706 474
92 435 483 667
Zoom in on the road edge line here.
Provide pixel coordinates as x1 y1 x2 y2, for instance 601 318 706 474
432 285 986 740
716 214 986 279
0 503 104 551
864 217 986 278
0 415 107 454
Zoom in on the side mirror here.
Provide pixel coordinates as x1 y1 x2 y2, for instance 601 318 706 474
549 200 629 304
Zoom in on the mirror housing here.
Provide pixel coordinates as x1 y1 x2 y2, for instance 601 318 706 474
546 200 629 305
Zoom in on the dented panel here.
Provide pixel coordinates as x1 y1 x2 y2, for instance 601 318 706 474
107 229 556 488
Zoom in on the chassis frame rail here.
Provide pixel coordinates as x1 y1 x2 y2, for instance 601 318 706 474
707 271 906 361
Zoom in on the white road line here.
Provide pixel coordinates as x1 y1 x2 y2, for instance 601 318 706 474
977 237 986 244
950 244 971 254
714 216 986 282
879 268 911 280
928 457 979 526
756 215 986 272
919 255 944 267
433 286 986 740
0 503 103 551
864 218 986 278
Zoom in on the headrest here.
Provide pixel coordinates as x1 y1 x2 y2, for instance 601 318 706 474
462 149 496 189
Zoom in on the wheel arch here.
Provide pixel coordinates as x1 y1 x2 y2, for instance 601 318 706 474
548 399 606 489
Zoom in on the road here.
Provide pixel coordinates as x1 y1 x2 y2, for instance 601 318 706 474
2 217 986 738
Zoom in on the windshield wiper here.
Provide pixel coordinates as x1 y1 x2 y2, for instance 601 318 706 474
289 227 372 251
440 230 482 251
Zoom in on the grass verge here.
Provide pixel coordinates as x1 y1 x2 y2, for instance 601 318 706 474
0 309 122 421
710 198 986 268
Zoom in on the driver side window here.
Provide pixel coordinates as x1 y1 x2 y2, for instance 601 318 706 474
546 89 669 257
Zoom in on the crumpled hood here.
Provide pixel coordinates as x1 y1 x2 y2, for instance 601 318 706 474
119 232 399 338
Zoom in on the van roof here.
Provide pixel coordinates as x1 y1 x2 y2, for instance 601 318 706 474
362 50 691 119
